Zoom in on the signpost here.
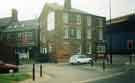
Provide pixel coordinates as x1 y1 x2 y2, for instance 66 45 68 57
127 40 133 64
96 41 106 71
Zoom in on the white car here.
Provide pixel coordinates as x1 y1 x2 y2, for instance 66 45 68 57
69 54 92 64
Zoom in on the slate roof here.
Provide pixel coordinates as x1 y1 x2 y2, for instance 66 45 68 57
41 3 104 17
106 13 135 24
1 19 39 32
0 17 12 29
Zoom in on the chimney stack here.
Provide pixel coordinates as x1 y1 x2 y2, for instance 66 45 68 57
64 0 71 9
11 9 18 22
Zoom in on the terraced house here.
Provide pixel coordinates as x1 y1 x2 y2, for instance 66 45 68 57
0 9 39 61
39 0 105 62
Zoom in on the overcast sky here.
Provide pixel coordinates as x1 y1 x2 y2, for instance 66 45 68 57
0 0 134 21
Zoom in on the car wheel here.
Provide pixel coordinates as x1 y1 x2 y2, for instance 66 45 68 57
71 63 74 65
9 69 14 73
77 61 80 64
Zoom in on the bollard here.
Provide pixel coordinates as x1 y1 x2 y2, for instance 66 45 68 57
91 60 94 67
32 64 35 81
129 55 132 64
40 64 43 77
102 55 106 71
109 54 112 64
102 60 106 71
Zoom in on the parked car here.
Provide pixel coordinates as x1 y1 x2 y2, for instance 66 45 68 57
69 54 92 64
0 60 18 73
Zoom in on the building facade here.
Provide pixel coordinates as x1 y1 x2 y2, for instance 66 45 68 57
0 9 19 64
0 9 39 60
105 13 135 54
39 0 105 62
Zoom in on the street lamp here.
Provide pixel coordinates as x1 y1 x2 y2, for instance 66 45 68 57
109 0 112 64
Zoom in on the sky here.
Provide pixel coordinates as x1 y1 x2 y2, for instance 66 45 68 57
0 0 134 21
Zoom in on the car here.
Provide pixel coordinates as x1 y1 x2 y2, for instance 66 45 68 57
69 54 93 64
0 60 18 73
17 52 29 59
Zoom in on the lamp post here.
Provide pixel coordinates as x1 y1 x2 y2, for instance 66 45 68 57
109 0 112 64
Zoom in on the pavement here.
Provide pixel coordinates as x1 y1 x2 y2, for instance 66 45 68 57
19 72 50 83
18 64 134 83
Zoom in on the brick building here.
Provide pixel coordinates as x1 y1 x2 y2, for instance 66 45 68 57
0 9 19 64
0 9 39 61
39 0 105 62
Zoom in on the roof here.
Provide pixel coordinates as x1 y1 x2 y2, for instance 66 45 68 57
106 13 135 24
1 19 39 32
41 3 104 17
0 17 12 28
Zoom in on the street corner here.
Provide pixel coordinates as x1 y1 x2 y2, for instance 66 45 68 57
19 72 51 83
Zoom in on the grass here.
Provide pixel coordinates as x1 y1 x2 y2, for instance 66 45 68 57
0 73 31 83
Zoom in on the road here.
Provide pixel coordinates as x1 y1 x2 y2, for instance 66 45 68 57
20 63 130 83
19 55 135 83
90 68 135 83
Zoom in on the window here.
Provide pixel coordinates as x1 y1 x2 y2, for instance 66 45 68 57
0 33 2 40
70 28 77 38
87 29 92 39
21 32 33 43
76 14 81 24
64 27 80 39
96 18 104 27
17 32 22 41
64 27 69 39
7 32 17 41
47 12 55 31
40 48 47 54
63 13 69 24
98 29 103 40
88 43 92 54
21 24 25 27
2 33 7 40
96 45 105 53
79 45 82 54
87 16 92 26
14 25 17 28
25 32 33 41
76 29 81 39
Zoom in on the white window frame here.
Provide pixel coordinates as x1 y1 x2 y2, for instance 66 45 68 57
64 27 69 39
87 16 92 26
99 29 103 40
76 29 81 39
96 18 104 27
63 13 69 24
47 12 55 31
88 43 92 54
76 14 81 24
87 29 92 39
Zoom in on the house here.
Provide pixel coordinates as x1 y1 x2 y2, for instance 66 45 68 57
0 9 19 65
0 9 39 62
39 0 105 62
105 13 135 54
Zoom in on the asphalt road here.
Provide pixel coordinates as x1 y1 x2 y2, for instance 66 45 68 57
20 63 131 83
90 68 135 83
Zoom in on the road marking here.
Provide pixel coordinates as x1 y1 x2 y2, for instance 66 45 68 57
78 72 124 83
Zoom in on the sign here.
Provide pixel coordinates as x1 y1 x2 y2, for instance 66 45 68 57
96 45 105 53
127 40 133 49
96 41 106 54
